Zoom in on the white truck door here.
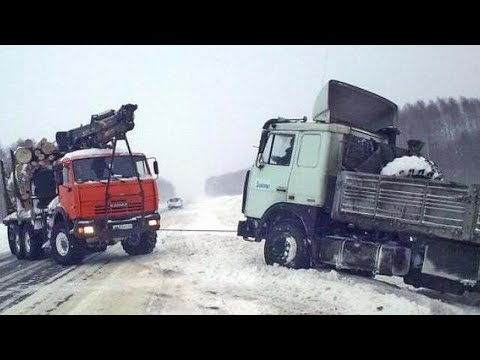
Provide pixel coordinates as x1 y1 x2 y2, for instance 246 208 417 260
244 132 296 219
288 133 326 207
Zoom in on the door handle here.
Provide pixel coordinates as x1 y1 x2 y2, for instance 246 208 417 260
276 187 287 192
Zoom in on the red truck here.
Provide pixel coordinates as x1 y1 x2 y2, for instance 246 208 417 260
2 104 161 265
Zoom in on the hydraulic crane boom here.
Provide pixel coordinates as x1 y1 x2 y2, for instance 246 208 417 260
56 104 138 153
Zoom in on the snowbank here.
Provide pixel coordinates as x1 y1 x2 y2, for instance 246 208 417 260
0 224 10 255
3 195 479 315
154 195 478 314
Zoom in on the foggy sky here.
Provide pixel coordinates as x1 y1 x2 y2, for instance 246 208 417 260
1 45 480 201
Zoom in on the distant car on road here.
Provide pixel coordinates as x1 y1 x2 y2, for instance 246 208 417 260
167 197 183 209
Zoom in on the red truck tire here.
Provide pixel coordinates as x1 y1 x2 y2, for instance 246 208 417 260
22 224 43 260
50 222 85 266
121 231 157 256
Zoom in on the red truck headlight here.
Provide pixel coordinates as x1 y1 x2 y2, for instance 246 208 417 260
148 219 160 227
78 226 95 235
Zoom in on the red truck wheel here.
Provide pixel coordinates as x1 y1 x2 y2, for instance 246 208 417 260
7 224 20 257
50 222 85 266
9 225 26 260
22 225 43 261
121 231 157 256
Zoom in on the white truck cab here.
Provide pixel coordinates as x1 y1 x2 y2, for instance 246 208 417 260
243 121 385 220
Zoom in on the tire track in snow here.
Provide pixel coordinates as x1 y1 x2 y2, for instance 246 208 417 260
0 253 104 314
0 260 75 313
0 254 13 263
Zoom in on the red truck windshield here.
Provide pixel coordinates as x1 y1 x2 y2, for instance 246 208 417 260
73 156 149 182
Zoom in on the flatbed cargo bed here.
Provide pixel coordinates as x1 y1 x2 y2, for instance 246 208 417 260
332 171 480 244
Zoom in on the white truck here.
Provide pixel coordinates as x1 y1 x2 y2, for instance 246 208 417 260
238 80 480 295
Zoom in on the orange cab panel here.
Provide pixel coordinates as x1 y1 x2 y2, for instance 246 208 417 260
67 179 158 220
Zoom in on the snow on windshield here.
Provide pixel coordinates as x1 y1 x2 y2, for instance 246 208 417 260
60 148 144 162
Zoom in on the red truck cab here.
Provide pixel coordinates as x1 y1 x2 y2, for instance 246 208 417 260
50 148 161 265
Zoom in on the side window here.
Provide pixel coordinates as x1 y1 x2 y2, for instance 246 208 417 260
261 133 274 164
136 159 149 177
63 167 70 184
298 134 321 167
269 134 295 166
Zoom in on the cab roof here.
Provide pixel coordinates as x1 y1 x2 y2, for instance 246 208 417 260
61 148 145 163
267 121 383 140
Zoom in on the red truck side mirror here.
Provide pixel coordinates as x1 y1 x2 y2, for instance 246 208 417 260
153 161 159 175
54 166 64 186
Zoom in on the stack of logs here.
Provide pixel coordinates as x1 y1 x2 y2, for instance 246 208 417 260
7 138 62 211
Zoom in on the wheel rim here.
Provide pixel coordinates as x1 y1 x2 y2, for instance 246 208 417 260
15 233 21 253
56 232 70 257
24 232 31 254
272 234 298 265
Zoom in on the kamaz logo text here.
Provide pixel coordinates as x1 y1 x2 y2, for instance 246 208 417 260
110 202 128 208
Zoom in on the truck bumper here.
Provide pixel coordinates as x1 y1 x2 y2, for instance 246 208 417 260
237 218 261 242
73 213 161 239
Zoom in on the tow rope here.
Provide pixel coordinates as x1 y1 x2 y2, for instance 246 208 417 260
157 228 236 233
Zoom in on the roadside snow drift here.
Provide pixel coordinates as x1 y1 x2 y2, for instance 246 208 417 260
1 196 480 314
0 225 10 255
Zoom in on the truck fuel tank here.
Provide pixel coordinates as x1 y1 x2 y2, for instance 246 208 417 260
317 236 411 276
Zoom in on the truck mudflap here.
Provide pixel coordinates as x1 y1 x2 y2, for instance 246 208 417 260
419 240 480 285
72 213 160 239
316 236 411 276
237 218 261 242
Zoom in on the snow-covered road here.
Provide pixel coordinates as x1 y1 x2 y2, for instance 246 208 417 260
1 196 480 315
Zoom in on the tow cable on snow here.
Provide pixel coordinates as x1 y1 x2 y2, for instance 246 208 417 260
157 229 237 233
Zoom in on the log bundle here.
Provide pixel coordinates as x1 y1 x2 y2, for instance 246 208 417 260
7 138 62 212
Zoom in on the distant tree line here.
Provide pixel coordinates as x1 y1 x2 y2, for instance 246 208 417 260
205 169 248 197
398 97 480 184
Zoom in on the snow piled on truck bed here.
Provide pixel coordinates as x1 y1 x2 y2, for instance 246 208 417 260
381 155 442 179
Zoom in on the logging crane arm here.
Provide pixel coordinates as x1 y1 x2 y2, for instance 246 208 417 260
56 104 138 153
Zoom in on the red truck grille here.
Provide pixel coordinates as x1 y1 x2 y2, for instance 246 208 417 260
95 201 144 215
